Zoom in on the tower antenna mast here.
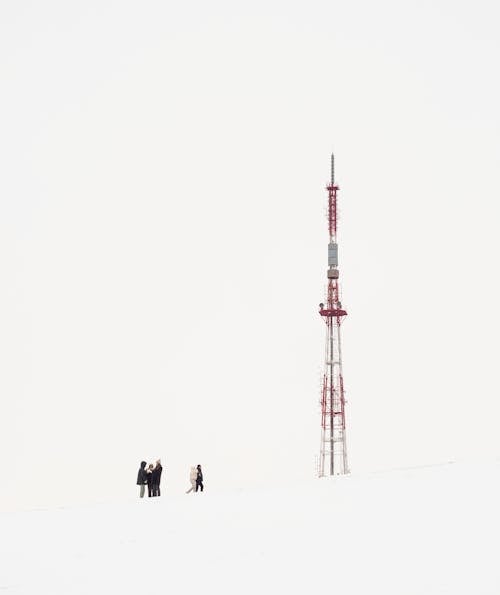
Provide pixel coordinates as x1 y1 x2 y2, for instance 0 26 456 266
318 154 349 476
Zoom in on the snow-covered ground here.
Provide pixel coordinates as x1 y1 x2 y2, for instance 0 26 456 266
1 461 499 594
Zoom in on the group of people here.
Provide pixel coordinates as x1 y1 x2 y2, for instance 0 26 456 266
136 461 204 497
186 465 204 493
136 459 163 498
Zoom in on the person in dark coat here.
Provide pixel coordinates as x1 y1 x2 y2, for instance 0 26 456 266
136 461 148 498
195 464 203 492
151 459 163 497
146 463 155 497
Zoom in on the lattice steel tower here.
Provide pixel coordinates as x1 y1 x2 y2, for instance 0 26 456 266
318 154 349 477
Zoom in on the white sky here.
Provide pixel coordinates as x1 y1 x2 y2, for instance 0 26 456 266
1 0 499 511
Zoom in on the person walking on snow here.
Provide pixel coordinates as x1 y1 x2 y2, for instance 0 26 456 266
185 467 197 493
195 465 204 492
137 461 148 498
152 459 163 497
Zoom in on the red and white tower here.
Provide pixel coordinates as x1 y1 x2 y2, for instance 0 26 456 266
318 154 349 476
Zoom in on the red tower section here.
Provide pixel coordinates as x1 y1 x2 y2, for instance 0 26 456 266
318 155 349 476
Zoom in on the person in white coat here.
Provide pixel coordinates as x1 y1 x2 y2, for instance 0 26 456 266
185 466 197 494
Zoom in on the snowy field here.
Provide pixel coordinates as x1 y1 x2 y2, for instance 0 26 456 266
1 461 498 595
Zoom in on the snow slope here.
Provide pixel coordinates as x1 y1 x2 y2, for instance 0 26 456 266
1 461 499 595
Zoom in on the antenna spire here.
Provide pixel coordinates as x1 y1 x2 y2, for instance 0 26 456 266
331 153 335 185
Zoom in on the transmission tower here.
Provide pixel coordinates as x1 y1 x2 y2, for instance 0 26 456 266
318 154 349 477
